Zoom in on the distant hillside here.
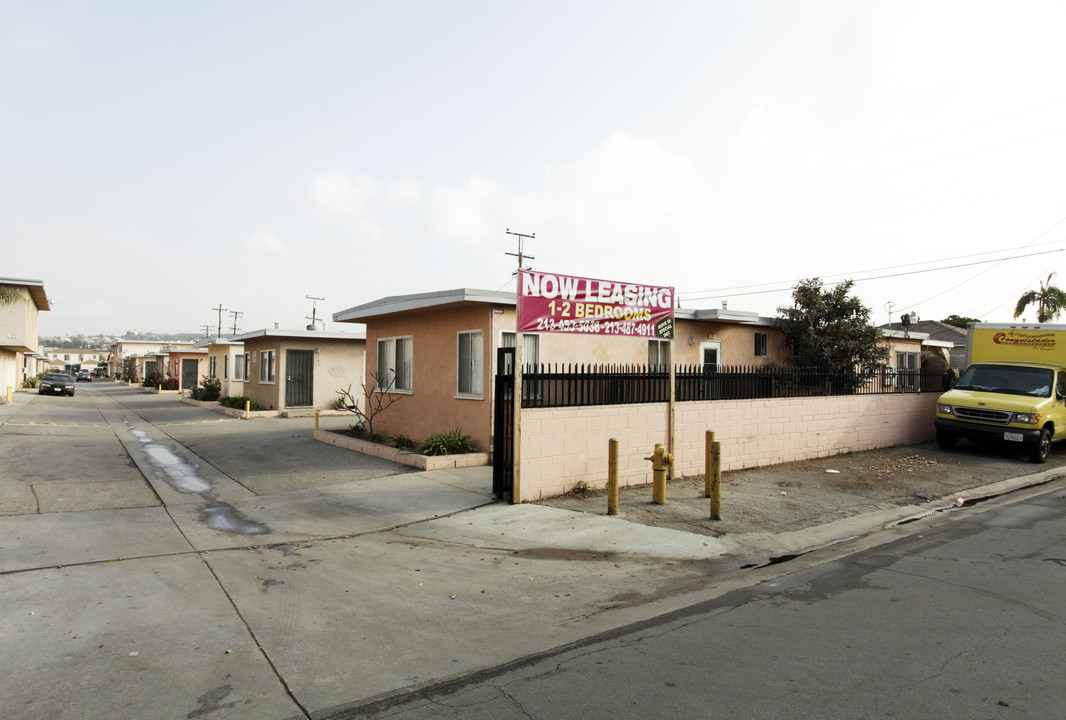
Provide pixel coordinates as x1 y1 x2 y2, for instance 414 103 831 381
41 332 204 349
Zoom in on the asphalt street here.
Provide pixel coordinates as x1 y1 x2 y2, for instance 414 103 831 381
1 381 1063 720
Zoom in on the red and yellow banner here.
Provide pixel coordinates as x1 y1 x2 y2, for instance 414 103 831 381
516 270 674 339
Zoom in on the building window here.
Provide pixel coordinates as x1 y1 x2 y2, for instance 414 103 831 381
457 330 484 397
209 356 217 379
648 340 669 369
501 332 540 371
234 353 246 381
755 333 768 357
224 355 229 380
260 350 276 384
377 337 412 392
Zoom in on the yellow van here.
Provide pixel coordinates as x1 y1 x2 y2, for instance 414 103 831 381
935 360 1066 463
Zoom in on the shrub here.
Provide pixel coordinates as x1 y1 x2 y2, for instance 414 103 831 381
143 371 161 388
418 427 477 456
192 376 222 401
219 395 259 411
160 376 179 390
22 375 40 388
393 433 416 450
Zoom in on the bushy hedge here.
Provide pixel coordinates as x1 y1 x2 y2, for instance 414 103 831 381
219 395 259 411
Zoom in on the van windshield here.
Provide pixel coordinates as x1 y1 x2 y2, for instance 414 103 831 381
954 364 1054 397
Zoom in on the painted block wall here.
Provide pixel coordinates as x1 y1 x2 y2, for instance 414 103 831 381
516 393 940 501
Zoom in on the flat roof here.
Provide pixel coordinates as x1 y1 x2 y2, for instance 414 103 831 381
334 288 514 323
231 327 367 341
334 287 774 325
0 277 49 311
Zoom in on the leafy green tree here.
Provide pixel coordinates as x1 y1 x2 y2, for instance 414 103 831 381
773 278 889 378
941 314 981 328
1014 273 1066 322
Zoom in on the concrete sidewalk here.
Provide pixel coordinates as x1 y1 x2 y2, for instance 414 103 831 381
4 384 1065 720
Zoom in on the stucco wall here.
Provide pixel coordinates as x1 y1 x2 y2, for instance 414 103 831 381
241 336 364 411
516 392 940 501
366 304 494 448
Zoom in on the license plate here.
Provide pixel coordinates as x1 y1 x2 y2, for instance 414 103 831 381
1004 432 1024 442
52 387 62 393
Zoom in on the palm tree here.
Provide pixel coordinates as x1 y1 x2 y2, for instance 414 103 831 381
1014 272 1066 322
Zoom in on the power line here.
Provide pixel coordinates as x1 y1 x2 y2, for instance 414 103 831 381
681 248 1065 303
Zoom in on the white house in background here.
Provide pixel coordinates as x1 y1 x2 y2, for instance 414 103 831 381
194 337 246 398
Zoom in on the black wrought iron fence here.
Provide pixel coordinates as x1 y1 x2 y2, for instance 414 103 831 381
515 363 949 409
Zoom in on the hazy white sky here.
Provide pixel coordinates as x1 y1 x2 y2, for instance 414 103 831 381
6 1 1066 337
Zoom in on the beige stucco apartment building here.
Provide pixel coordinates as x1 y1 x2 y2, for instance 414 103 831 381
0 278 49 397
333 288 786 453
230 328 366 413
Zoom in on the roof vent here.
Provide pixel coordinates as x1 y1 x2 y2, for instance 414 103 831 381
306 324 318 331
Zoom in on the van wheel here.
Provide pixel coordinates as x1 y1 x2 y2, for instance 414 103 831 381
1028 428 1052 464
936 429 957 450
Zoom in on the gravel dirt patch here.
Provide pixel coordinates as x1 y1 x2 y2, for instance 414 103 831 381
538 440 1066 537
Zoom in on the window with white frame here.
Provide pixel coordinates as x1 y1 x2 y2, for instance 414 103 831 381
754 332 768 357
648 339 670 369
224 355 229 380
457 330 484 397
377 337 412 392
209 356 217 379
260 350 276 383
501 332 540 372
234 353 246 381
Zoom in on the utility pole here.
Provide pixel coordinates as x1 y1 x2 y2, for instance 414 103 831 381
505 229 534 504
229 310 243 335
306 295 325 330
199 324 211 337
212 304 228 338
505 228 535 274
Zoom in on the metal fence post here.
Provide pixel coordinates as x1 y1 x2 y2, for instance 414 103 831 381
607 438 619 515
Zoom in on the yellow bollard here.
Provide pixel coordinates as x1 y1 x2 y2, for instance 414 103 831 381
646 443 673 505
6 386 12 403
709 436 722 521
315 411 320 432
607 438 619 515
704 431 715 497
244 399 250 419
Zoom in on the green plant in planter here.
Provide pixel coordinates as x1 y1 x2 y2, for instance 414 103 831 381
393 433 416 450
142 371 161 388
418 427 476 456
219 395 259 410
192 376 222 401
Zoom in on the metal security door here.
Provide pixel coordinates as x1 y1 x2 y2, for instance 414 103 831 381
181 359 198 390
286 350 314 407
492 347 514 499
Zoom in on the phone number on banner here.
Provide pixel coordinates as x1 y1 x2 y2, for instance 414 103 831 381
533 317 654 336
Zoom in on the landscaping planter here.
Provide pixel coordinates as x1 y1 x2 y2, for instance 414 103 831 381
315 429 489 470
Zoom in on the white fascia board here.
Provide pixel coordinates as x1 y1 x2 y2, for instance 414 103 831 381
333 288 515 322
231 328 367 341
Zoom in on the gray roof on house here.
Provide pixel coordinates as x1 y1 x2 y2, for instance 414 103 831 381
334 289 517 322
0 277 49 311
879 320 968 345
334 287 774 325
231 328 367 342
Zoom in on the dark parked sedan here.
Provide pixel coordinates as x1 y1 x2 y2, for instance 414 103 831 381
39 373 75 396
76 369 93 382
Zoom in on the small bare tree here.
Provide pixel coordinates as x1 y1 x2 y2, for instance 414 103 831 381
337 372 404 438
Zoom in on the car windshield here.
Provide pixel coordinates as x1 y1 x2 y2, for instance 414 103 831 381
44 373 71 382
954 364 1054 397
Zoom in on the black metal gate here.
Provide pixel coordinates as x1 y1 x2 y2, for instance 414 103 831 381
286 349 314 407
181 359 198 391
492 347 514 499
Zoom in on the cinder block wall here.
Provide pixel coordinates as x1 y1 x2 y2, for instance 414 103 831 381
517 393 939 501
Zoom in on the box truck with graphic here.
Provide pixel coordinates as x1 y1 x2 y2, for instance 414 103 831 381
935 323 1066 463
